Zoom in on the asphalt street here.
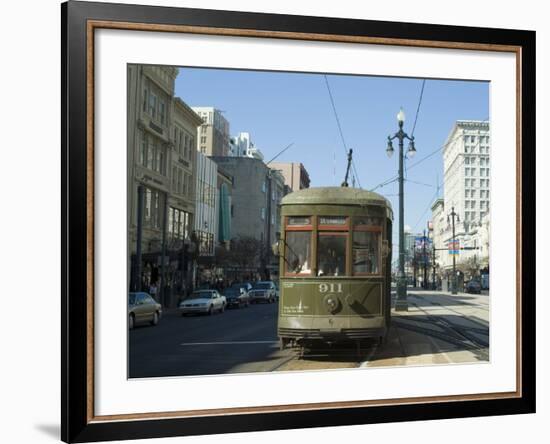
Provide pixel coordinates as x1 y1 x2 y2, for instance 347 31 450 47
129 289 490 378
129 301 293 378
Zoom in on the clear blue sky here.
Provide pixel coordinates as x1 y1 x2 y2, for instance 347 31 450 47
175 67 489 255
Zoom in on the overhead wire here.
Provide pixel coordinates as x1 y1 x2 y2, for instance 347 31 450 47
405 79 426 181
323 75 362 189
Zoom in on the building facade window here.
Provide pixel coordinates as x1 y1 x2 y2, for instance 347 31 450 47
141 132 166 175
168 207 191 241
159 101 166 125
148 93 157 118
144 187 163 230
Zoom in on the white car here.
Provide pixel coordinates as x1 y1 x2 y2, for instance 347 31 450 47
249 281 277 304
179 290 226 315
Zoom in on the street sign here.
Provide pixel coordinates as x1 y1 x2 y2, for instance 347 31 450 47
448 239 460 255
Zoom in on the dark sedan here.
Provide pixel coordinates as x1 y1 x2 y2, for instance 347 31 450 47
465 280 482 294
223 286 250 308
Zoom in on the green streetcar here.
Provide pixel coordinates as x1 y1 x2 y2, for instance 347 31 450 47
276 186 393 351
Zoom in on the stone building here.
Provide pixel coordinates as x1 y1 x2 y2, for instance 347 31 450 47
166 97 203 299
443 120 491 228
429 120 491 286
127 64 178 298
127 64 203 306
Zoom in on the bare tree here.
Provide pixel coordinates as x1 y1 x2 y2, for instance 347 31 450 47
457 256 479 279
229 236 261 272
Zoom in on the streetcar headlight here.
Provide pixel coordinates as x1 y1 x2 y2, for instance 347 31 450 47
324 296 340 313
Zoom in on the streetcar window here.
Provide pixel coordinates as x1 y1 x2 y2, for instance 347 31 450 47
353 231 380 274
319 216 347 226
317 234 347 277
285 231 311 274
353 216 382 227
287 216 311 226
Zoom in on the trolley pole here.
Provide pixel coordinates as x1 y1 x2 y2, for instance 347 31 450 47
386 108 416 311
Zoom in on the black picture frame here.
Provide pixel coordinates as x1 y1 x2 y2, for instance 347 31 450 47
62 1 536 442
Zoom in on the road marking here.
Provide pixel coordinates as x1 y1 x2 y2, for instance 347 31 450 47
180 341 279 346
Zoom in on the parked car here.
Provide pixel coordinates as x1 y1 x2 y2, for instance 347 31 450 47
223 286 250 308
231 282 252 294
465 280 482 294
249 281 277 303
179 290 226 315
128 292 162 329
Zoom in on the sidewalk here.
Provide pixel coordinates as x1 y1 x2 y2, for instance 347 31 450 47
363 289 489 367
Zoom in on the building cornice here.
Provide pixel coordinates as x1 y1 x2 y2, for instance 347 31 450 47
174 97 203 126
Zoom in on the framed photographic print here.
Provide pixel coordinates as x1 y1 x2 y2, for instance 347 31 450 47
61 0 535 442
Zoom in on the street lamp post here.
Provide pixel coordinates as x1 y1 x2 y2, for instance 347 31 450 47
386 108 416 311
448 206 460 295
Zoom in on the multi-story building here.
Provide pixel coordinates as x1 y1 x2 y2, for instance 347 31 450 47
432 120 491 283
167 97 203 296
443 120 491 228
194 152 218 257
430 198 446 268
216 166 233 250
229 132 265 160
127 64 179 299
269 162 311 191
209 156 287 277
192 107 231 157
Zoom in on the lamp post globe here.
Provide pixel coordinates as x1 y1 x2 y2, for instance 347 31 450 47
397 108 406 124
408 139 417 158
386 137 394 158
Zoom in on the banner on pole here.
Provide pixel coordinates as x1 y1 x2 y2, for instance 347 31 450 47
448 239 460 255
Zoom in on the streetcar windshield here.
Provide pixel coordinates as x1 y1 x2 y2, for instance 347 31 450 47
317 234 347 276
285 231 311 274
353 231 380 274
